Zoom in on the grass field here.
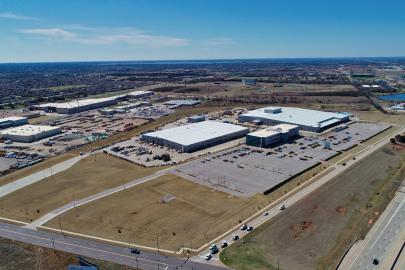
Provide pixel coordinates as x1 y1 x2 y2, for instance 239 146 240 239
0 153 164 223
44 174 268 252
220 144 405 270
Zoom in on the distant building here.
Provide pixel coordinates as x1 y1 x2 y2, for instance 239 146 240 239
242 78 256 85
391 103 405 111
188 115 205 123
164 99 201 108
141 121 249 153
126 90 154 99
0 124 61 143
35 97 118 114
246 124 299 147
0 116 28 129
239 106 349 132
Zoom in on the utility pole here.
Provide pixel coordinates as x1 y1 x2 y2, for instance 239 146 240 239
156 235 160 253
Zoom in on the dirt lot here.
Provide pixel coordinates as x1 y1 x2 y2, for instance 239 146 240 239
0 237 128 270
0 153 164 222
44 174 268 252
220 144 405 270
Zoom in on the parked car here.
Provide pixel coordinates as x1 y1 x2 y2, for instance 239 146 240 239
204 253 212 260
247 226 253 231
232 235 239 241
240 224 248 230
279 204 286 210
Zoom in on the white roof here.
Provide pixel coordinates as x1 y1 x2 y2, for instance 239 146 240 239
248 124 298 138
143 121 248 146
241 106 347 128
127 90 153 96
0 116 27 123
0 124 60 136
37 97 117 109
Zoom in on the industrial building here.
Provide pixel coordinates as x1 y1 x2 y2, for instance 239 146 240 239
246 124 299 147
126 90 154 99
188 115 206 123
141 121 249 153
164 99 201 108
0 124 61 143
0 116 28 129
34 97 118 114
239 106 349 132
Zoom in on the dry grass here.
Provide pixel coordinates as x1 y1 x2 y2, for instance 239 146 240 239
0 153 164 222
44 174 267 251
221 144 405 270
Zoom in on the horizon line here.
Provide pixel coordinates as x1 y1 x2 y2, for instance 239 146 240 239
1 55 405 65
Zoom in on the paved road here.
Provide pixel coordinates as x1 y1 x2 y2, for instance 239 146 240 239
0 222 226 270
0 153 90 198
341 182 405 270
193 127 405 265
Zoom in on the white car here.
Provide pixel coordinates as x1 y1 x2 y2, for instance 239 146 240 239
279 204 286 210
263 211 269 216
204 253 212 260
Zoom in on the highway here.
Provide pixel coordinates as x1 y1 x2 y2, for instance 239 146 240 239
0 221 226 270
192 127 405 265
340 181 405 270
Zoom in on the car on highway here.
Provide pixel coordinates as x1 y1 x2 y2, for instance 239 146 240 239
279 204 286 210
240 224 248 230
130 248 140 254
204 253 212 260
247 226 254 231
263 211 269 216
232 235 239 241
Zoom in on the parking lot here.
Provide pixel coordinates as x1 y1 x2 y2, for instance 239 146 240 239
175 122 391 197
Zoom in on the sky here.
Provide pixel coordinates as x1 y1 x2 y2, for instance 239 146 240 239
0 0 404 63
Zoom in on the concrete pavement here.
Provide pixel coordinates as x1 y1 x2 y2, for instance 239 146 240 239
0 152 90 198
340 181 405 270
192 127 405 266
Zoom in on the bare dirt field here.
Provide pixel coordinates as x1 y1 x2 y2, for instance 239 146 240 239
0 237 125 270
0 153 164 222
220 144 405 270
44 174 268 252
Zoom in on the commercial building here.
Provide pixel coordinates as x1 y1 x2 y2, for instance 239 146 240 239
0 124 61 143
164 99 201 108
126 90 154 99
141 121 249 153
239 106 349 132
188 115 206 123
246 124 299 147
0 116 28 129
34 97 118 114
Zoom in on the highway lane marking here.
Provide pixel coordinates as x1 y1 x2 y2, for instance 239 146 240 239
369 200 404 250
0 227 168 268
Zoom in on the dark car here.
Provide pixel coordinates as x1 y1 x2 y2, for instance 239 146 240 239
130 248 140 254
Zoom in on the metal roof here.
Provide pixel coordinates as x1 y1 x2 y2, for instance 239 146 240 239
240 106 346 128
0 124 60 136
143 121 248 146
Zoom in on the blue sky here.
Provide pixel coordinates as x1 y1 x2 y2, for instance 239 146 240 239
0 0 404 62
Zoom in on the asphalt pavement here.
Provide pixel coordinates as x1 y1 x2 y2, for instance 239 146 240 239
0 221 227 270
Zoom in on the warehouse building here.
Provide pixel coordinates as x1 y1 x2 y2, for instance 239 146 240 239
142 121 249 153
126 90 154 99
246 124 299 147
0 124 61 143
0 116 28 129
239 106 349 132
34 97 118 114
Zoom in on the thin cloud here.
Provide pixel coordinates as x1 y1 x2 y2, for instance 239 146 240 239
205 37 234 46
18 26 190 47
0 12 39 21
19 28 77 39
